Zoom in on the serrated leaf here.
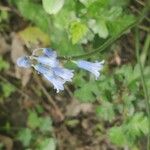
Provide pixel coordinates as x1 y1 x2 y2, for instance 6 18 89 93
42 0 64 15
39 117 53 132
17 128 32 147
96 101 115 122
74 81 99 102
27 111 41 129
69 21 88 44
108 126 127 146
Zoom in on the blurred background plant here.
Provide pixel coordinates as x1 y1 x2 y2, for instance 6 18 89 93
0 0 149 149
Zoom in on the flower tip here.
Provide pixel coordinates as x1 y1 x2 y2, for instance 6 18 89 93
16 56 31 68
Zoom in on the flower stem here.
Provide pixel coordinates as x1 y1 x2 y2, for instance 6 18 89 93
135 28 150 150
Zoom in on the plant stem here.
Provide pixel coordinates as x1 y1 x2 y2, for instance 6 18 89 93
135 28 150 150
59 2 149 60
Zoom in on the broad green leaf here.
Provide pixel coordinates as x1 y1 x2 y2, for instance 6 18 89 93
38 138 56 150
42 0 64 15
69 21 88 44
12 0 49 33
17 128 32 147
88 19 109 39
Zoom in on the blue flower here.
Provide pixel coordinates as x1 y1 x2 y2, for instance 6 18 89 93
32 48 57 58
33 63 74 93
74 60 104 79
31 48 59 67
44 74 65 93
53 67 74 82
17 56 31 68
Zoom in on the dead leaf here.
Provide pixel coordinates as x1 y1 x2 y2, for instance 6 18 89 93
66 100 94 117
11 33 32 86
18 26 50 48
0 34 10 54
0 135 13 150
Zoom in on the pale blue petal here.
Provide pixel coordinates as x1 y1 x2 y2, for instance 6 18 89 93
44 74 65 93
33 64 52 75
33 56 59 67
43 48 57 58
53 67 74 82
16 56 31 68
75 60 104 79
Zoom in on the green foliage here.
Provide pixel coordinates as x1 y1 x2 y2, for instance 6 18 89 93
27 110 52 132
42 0 64 15
2 83 15 98
0 56 10 71
108 113 148 147
6 0 149 149
17 128 32 147
74 81 99 102
69 21 88 44
17 110 54 149
37 138 56 150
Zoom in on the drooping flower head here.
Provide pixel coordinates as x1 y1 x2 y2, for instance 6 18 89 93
16 47 104 93
74 60 104 79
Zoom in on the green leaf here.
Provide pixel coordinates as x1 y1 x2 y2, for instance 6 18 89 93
42 0 64 15
2 83 15 98
17 128 32 147
74 81 99 102
108 126 127 146
39 117 53 132
0 57 10 71
12 0 49 33
69 21 88 44
38 138 56 150
96 101 115 122
88 19 109 39
27 111 41 129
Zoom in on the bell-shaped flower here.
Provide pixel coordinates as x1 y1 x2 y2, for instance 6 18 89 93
17 56 31 68
33 63 74 93
53 67 74 82
44 74 65 93
74 60 104 79
31 48 59 68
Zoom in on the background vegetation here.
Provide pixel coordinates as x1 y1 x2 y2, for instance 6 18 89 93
0 0 150 150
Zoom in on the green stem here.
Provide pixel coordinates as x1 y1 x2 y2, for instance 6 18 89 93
58 2 149 60
135 28 150 150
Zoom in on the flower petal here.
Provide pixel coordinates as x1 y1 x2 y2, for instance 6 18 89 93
33 56 59 67
44 74 65 93
74 60 104 79
53 67 74 81
16 56 31 68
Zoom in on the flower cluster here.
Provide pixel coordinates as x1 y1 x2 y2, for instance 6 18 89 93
17 48 104 93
